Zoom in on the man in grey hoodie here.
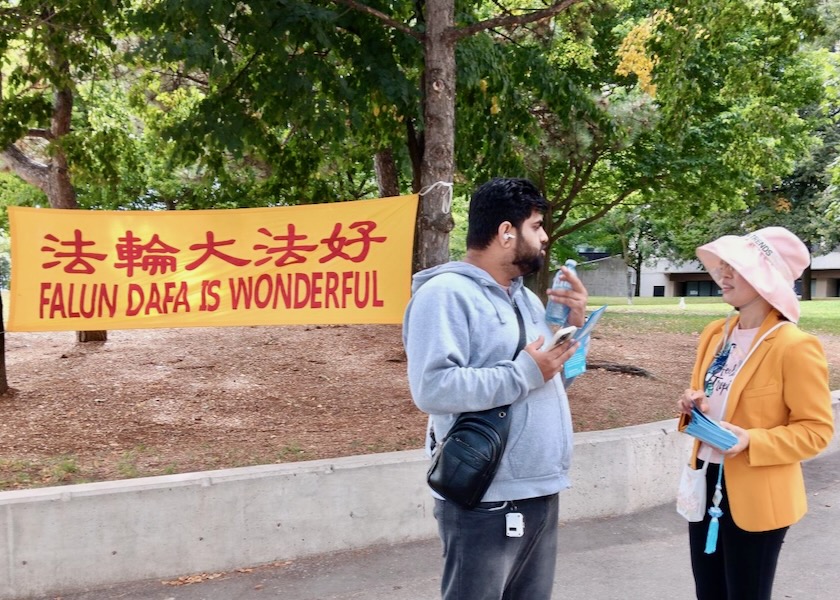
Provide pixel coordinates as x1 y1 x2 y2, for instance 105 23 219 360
403 177 588 600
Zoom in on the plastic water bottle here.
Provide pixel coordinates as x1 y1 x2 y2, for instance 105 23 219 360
545 259 577 330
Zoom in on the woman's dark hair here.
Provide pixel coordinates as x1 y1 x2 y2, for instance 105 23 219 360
466 178 549 250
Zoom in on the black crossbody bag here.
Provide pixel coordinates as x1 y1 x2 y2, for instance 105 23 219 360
426 302 527 509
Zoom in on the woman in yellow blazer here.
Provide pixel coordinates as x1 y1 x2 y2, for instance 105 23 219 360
677 226 834 600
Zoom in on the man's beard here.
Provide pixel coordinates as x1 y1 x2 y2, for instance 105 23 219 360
513 243 544 276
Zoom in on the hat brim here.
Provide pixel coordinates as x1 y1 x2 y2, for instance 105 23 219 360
696 236 800 322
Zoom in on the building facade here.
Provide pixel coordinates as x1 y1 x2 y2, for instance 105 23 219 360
575 251 840 299
638 251 840 298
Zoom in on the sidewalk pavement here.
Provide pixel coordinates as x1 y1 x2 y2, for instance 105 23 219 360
56 450 840 600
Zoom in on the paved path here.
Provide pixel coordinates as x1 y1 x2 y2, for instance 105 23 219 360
57 451 840 600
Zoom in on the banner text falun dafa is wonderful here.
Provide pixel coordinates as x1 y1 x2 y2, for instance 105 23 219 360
8 195 419 332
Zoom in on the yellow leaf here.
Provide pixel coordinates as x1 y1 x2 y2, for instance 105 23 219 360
490 96 500 115
775 198 792 213
616 17 658 97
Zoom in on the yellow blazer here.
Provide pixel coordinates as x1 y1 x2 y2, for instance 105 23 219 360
679 310 834 532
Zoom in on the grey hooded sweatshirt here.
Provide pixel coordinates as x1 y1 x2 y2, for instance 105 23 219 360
402 261 574 502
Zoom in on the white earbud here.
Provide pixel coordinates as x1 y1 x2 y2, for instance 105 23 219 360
503 233 515 240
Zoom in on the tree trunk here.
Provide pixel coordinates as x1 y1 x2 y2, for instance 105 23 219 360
374 148 400 197
416 0 456 272
801 264 812 301
48 87 78 208
529 265 552 304
633 254 643 297
48 34 106 341
77 330 108 342
50 83 107 341
406 119 424 193
530 203 555 302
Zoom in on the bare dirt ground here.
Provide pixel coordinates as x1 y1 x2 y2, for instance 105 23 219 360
1 321 837 490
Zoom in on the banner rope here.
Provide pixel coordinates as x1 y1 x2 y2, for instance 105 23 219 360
418 181 454 214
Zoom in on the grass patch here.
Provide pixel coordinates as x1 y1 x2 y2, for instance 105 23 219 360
587 296 840 336
115 445 171 480
0 458 38 489
51 455 80 480
275 443 314 462
0 455 87 490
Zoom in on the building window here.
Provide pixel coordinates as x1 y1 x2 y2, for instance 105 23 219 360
684 281 721 297
653 285 665 297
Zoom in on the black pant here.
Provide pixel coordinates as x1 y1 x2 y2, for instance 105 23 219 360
434 494 559 600
688 462 788 600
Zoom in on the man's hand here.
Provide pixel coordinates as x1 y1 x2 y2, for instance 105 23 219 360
524 336 579 382
546 265 589 328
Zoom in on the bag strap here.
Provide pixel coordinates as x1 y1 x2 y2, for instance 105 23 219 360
429 298 527 452
511 299 526 360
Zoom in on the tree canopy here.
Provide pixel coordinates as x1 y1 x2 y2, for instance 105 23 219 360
1 0 837 281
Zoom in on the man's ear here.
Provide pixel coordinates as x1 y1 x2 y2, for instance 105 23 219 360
498 222 515 243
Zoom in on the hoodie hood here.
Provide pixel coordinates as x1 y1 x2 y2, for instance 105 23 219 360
410 261 540 325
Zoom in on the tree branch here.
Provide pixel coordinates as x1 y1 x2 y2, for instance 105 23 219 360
27 128 53 139
451 0 584 42
554 187 638 240
0 144 49 191
331 0 424 41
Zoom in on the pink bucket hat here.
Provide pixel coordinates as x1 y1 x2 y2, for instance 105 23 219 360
696 227 811 322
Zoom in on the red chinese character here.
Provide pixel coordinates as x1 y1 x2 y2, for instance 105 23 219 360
319 221 387 264
114 231 180 277
41 230 108 274
253 225 318 267
185 232 251 270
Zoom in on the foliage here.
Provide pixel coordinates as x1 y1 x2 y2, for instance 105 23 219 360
533 0 833 289
449 192 469 261
0 172 46 231
455 2 662 251
0 253 9 289
127 0 423 205
0 1 123 144
449 0 826 298
1 0 835 274
572 204 674 295
0 0 133 221
653 12 840 263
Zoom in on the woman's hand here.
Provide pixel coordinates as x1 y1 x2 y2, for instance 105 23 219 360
678 388 707 416
720 421 750 456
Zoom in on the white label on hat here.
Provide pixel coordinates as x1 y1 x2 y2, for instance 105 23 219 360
744 232 793 281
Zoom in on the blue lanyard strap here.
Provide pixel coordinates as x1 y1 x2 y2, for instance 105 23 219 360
704 463 725 554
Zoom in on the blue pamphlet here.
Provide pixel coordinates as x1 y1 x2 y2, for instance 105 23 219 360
684 406 738 451
564 305 607 379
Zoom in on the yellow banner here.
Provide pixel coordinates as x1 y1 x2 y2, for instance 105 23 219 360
8 196 418 331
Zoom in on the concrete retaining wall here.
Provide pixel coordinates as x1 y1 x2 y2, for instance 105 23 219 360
2 395 838 600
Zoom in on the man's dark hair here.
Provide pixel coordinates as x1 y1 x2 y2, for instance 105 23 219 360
466 178 549 250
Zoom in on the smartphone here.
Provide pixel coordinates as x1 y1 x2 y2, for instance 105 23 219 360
550 325 577 348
